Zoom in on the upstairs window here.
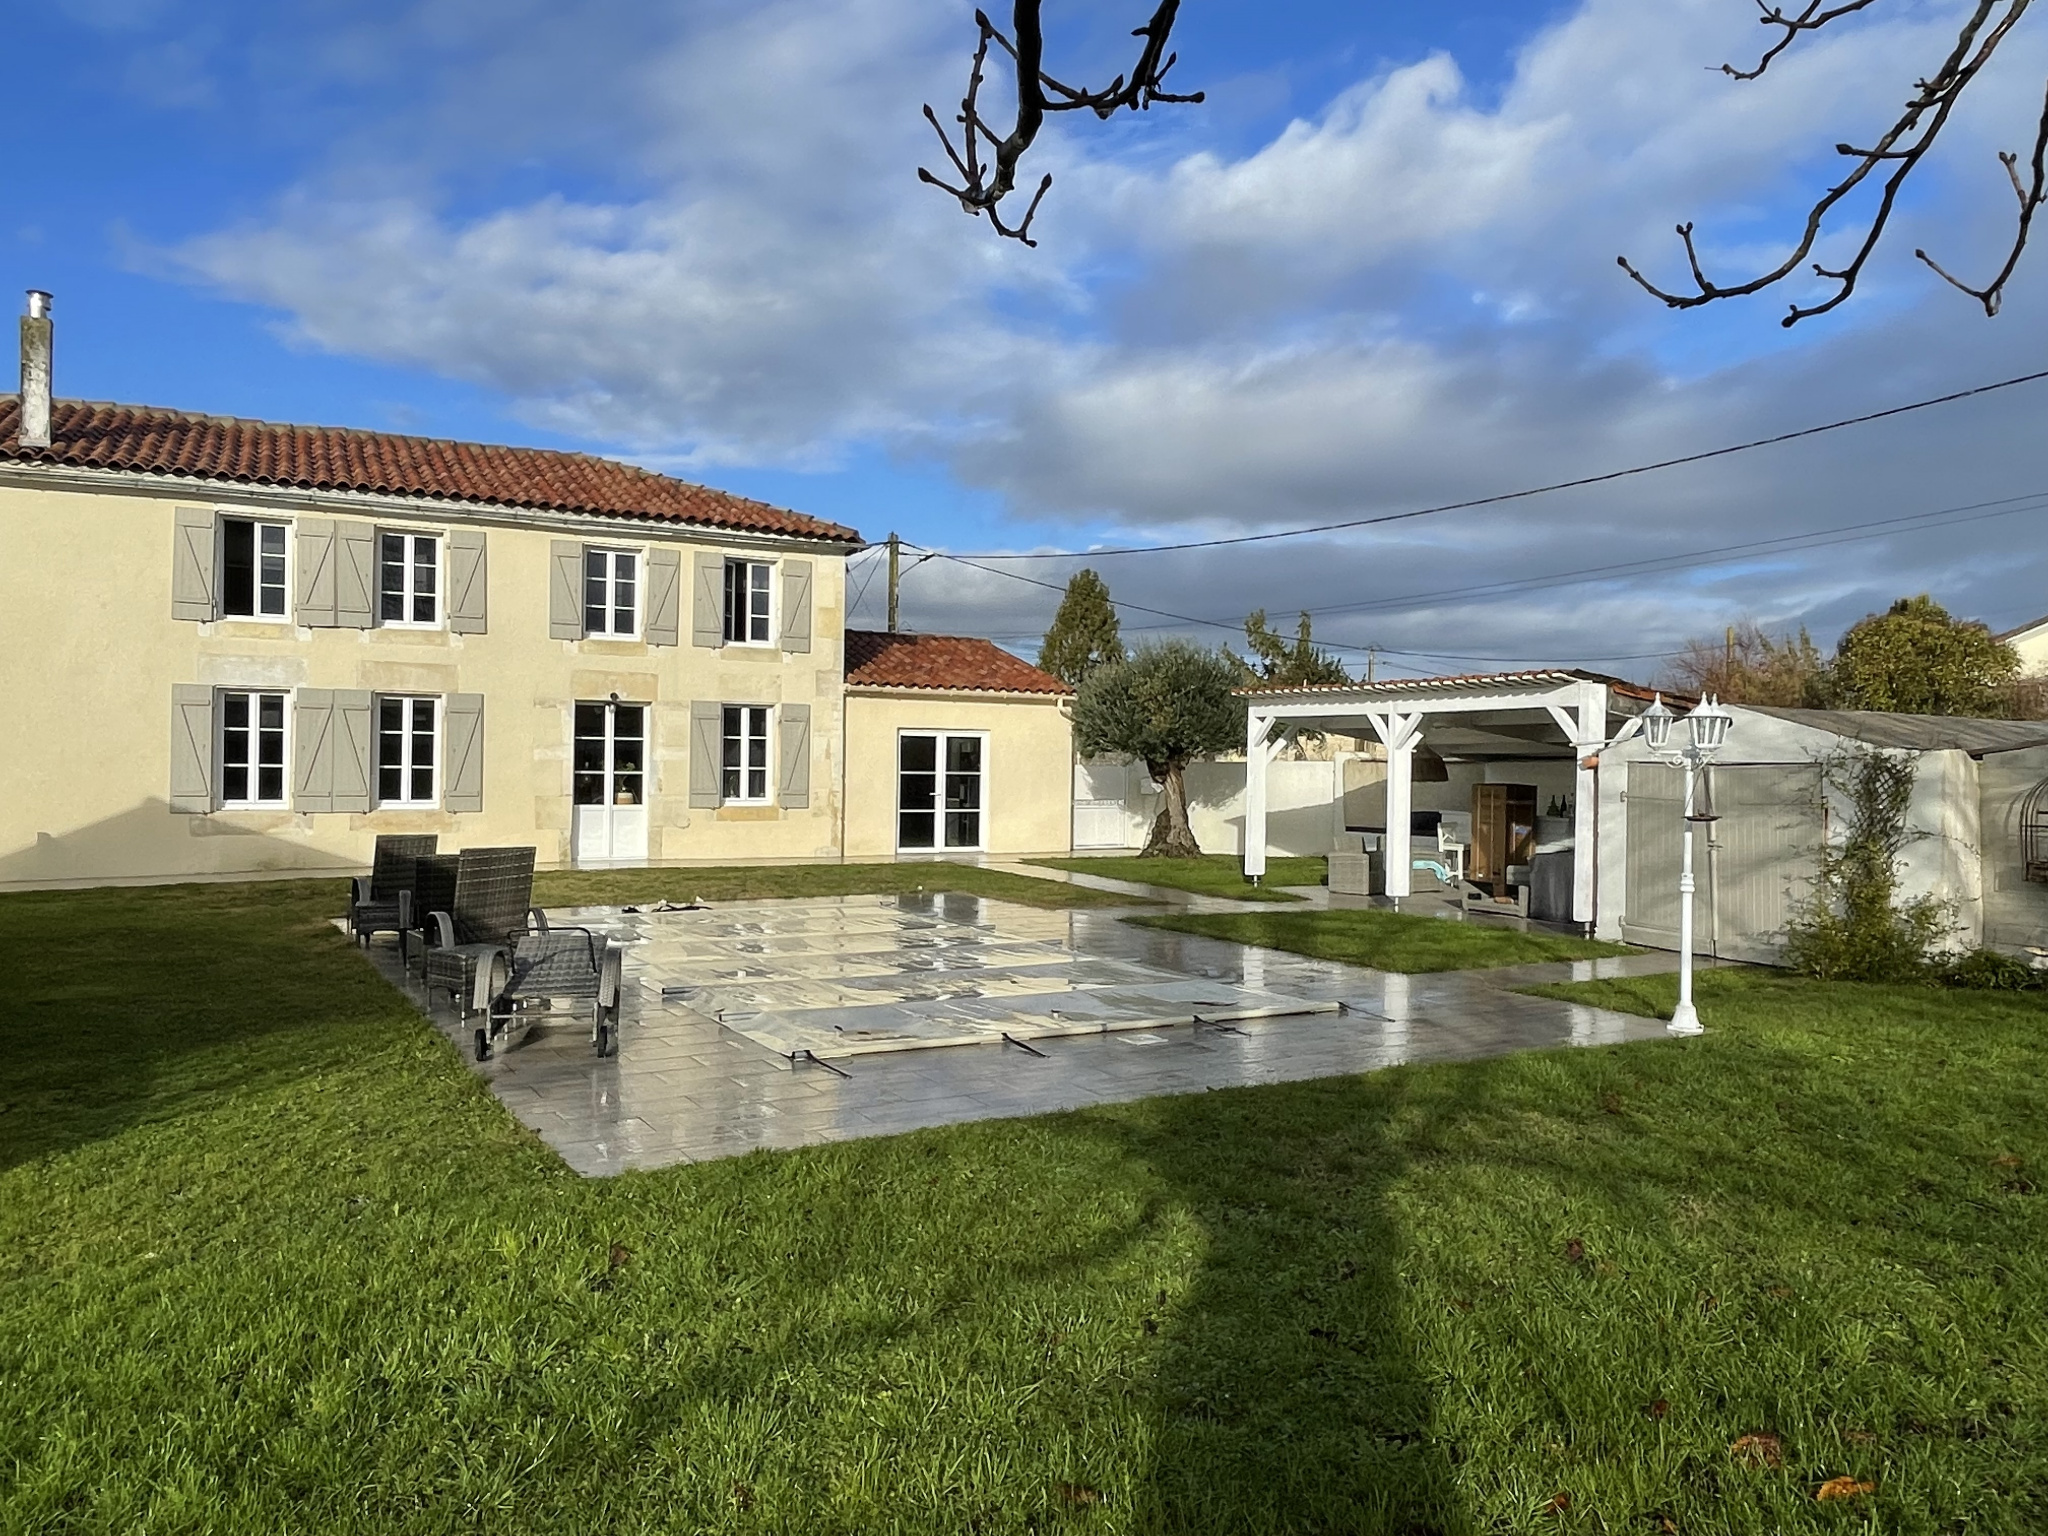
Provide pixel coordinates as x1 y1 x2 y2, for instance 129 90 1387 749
379 532 440 626
724 559 772 644
221 519 289 619
584 548 639 638
721 705 770 802
376 696 439 808
219 691 288 808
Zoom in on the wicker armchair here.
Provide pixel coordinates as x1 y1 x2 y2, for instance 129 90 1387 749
347 835 439 948
403 853 461 970
477 915 624 1061
420 847 539 1023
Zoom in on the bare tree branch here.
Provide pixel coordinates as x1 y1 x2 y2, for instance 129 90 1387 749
920 0 1204 245
1620 0 2041 327
1720 0 1884 81
1916 76 2048 314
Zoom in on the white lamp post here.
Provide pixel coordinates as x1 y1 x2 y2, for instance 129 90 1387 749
1639 694 1734 1036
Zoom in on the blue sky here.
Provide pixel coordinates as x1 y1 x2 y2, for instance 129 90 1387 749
13 0 2048 675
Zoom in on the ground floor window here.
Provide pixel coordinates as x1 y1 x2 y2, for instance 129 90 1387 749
377 696 439 807
574 701 646 806
220 690 287 807
722 705 770 802
898 732 984 850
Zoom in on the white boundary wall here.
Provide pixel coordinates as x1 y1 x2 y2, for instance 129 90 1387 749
1074 758 1339 856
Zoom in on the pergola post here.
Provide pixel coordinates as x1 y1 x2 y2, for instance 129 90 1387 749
1571 684 1602 928
1372 710 1422 899
1244 707 1272 881
1549 684 1606 928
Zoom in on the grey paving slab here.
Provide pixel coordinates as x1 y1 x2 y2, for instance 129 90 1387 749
355 891 1678 1176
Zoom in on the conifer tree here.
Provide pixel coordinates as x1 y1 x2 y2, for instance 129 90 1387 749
1038 569 1126 688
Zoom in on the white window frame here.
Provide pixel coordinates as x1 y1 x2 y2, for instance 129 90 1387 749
896 730 988 853
583 546 642 640
375 694 441 809
218 516 292 621
378 529 443 629
723 558 775 646
217 689 292 810
721 704 773 804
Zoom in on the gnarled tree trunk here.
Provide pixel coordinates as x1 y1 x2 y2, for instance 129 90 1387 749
1140 758 1203 858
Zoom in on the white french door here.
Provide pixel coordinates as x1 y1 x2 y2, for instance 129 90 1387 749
898 732 986 851
572 701 650 866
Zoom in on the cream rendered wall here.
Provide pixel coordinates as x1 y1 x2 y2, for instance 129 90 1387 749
844 689 1072 859
0 474 851 887
2005 620 2048 676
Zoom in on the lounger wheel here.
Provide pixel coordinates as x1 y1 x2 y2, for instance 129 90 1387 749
474 1027 491 1062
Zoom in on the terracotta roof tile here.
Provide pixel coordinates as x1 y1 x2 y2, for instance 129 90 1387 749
845 630 1071 694
0 396 860 543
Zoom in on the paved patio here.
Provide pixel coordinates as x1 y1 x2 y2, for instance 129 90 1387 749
362 891 1678 1175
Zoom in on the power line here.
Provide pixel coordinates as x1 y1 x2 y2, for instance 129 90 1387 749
935 367 2048 560
906 483 2048 666
917 481 2048 651
1294 489 2048 619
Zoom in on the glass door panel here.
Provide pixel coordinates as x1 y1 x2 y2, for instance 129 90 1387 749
899 733 984 851
572 701 650 866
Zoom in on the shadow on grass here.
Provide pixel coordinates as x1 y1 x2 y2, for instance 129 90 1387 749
0 879 397 1173
1112 1070 1476 1535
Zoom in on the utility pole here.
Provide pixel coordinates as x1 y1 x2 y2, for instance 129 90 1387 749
1365 646 1376 684
886 532 900 633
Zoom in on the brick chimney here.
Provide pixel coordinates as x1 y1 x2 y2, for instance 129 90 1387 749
18 290 52 450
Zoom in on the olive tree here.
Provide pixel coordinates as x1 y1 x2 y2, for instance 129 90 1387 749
1073 639 1243 857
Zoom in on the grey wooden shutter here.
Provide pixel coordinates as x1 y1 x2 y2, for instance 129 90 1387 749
172 510 218 622
293 688 336 812
550 541 585 639
778 704 811 809
645 547 682 647
690 701 724 808
169 684 215 812
443 694 485 812
780 560 813 654
334 691 375 812
692 553 724 648
446 530 488 633
295 519 337 626
336 524 376 629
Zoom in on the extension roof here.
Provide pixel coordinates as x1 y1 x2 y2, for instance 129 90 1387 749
844 630 1071 695
1739 706 2048 757
1239 668 1667 705
0 396 860 543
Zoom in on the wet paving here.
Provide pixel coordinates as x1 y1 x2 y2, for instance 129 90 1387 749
360 891 1680 1176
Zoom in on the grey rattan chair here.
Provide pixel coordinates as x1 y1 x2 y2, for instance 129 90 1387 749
420 847 540 1023
347 834 439 948
478 916 624 1061
403 853 461 970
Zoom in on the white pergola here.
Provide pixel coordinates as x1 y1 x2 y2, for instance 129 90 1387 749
1243 670 1629 926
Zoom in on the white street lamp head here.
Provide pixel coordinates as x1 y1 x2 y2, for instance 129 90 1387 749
1687 695 1734 757
1641 693 1675 752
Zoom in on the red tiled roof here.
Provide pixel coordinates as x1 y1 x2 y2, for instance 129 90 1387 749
845 630 1071 694
0 396 860 543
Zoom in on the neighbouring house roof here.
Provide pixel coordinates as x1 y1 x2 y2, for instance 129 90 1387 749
1239 668 1668 705
844 630 1072 695
0 396 861 543
1740 705 2048 756
1998 613 2048 644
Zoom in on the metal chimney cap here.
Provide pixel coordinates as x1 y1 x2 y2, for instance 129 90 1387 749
25 291 51 319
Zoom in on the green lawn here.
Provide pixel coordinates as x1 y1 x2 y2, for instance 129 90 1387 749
5 882 2047 1533
533 859 1140 910
1028 853 1328 902
1129 906 1633 973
